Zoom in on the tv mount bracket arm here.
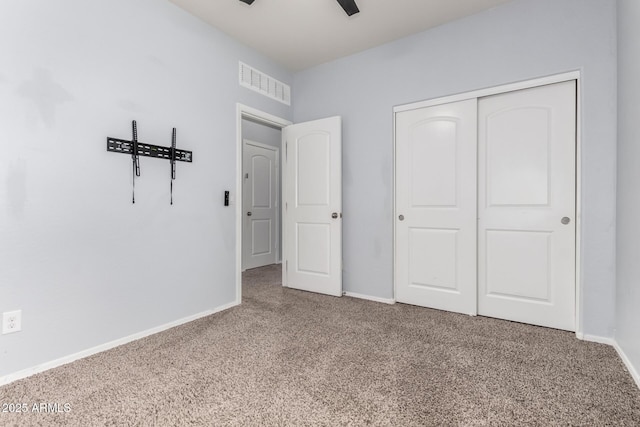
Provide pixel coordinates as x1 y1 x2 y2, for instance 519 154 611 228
107 120 193 204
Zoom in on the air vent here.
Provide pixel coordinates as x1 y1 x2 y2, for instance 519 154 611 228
239 62 291 106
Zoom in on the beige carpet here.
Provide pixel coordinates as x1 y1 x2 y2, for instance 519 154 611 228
1 264 639 426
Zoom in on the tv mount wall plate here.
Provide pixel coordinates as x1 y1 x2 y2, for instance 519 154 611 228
107 120 193 204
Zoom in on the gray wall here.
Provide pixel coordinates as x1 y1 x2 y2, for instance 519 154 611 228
616 0 640 381
293 0 617 338
242 119 282 149
0 0 292 377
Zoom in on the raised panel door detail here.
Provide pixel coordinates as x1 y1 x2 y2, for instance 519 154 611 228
242 141 278 270
283 116 341 297
410 119 458 208
252 155 272 208
397 80 575 331
296 223 330 276
251 219 272 256
296 132 330 207
485 107 550 207
485 230 551 302
395 99 477 315
478 80 576 331
409 228 459 292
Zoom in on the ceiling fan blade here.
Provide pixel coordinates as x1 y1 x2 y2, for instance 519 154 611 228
239 0 359 16
336 0 359 16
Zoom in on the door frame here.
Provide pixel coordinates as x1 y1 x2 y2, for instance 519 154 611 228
242 139 280 271
392 70 584 337
236 104 292 305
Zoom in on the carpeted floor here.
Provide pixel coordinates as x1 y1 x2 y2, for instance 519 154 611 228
1 264 639 426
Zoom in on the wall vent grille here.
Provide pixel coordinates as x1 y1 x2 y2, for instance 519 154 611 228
239 62 291 106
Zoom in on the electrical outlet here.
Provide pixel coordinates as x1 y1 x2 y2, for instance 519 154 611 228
2 310 22 334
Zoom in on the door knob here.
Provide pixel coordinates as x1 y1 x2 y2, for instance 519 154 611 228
332 212 338 219
247 212 252 217
398 215 404 221
561 217 570 225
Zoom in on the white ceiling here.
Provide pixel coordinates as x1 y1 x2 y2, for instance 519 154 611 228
169 0 513 72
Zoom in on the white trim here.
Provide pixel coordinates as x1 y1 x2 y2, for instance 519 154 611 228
393 70 581 113
244 139 279 152
574 71 584 338
240 104 292 129
343 291 395 305
577 333 616 346
392 105 398 305
578 334 640 390
236 104 292 306
0 301 238 387
393 71 582 334
614 341 640 390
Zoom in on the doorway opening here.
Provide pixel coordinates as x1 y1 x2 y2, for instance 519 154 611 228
242 129 281 270
235 104 292 305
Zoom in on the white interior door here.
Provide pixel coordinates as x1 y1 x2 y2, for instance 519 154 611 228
478 81 576 331
242 140 278 270
282 116 342 296
395 99 478 315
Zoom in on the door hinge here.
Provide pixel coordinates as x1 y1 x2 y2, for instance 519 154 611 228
285 142 288 161
245 173 249 179
285 260 289 286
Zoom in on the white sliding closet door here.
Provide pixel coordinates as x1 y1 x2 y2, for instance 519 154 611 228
477 81 576 331
395 80 577 331
395 99 478 315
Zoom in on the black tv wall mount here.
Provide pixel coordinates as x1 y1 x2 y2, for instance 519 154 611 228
107 120 193 204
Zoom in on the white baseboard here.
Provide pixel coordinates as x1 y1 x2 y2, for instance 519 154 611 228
613 341 640 390
0 301 239 387
343 291 395 305
242 261 282 273
577 333 640 390
578 333 616 346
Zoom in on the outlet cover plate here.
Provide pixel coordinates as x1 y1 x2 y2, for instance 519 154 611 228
2 310 22 334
